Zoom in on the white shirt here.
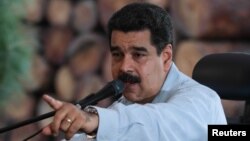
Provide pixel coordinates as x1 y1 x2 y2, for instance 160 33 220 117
69 63 227 141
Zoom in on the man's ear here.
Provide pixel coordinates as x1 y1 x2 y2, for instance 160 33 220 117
161 44 172 72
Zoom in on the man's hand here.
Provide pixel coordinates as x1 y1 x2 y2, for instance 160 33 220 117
42 95 99 140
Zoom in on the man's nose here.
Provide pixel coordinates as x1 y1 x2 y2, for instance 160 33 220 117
120 56 133 72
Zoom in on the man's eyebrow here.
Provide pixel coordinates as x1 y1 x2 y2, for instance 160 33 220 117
110 46 148 52
132 47 148 53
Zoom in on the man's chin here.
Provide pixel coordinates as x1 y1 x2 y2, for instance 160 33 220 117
122 83 140 100
123 91 140 102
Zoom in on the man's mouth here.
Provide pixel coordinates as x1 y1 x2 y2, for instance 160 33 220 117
124 82 137 86
124 82 138 93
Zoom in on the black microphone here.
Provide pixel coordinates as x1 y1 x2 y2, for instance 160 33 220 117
0 79 124 133
77 79 124 108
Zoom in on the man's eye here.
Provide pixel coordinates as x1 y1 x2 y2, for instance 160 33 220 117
112 52 121 57
111 52 123 61
133 53 145 58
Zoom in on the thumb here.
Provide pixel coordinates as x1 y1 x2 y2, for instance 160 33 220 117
43 94 63 110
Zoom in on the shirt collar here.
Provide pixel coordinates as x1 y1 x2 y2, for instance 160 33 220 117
152 63 181 103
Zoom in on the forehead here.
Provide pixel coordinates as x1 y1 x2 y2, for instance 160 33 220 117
110 30 152 47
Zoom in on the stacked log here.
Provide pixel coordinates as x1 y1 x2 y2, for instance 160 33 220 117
72 0 98 33
42 27 74 65
171 0 250 39
46 0 72 27
23 0 45 23
174 41 250 77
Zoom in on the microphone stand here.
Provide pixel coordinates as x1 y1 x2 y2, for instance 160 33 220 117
0 110 56 134
0 79 124 134
0 94 110 134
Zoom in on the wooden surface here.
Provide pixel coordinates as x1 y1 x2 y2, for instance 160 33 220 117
42 27 74 65
46 0 72 26
72 0 98 32
174 41 250 77
24 0 44 23
171 0 250 38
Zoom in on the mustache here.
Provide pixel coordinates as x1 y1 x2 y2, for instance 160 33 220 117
118 72 141 84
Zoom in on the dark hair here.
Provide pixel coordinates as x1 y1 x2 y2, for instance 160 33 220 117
108 3 174 55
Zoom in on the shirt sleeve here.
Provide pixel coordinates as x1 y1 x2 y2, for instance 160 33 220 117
94 92 226 141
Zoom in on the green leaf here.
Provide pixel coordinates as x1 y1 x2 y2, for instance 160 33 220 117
0 0 33 106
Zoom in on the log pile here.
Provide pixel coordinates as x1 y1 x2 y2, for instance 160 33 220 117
171 0 250 39
1 1 249 140
175 41 250 77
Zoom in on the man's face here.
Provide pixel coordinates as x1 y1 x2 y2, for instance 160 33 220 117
111 30 172 103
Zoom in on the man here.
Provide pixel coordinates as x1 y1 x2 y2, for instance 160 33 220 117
42 3 227 141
